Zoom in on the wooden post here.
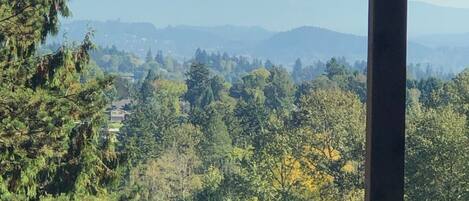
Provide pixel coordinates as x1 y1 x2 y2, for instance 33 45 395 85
366 0 407 200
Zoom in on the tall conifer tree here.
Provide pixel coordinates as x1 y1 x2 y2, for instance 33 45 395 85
0 1 117 199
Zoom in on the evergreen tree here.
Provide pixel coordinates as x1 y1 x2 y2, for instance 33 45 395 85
292 58 303 83
210 75 226 102
185 63 211 108
200 108 233 167
325 58 348 79
184 63 217 125
121 77 187 165
0 1 118 199
155 50 165 65
265 60 274 69
140 69 159 102
145 48 154 63
195 48 209 65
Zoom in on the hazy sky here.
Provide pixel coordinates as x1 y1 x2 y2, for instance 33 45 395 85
67 0 469 35
67 0 370 32
417 0 469 8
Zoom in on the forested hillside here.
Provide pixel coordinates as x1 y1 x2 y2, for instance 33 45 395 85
1 0 468 201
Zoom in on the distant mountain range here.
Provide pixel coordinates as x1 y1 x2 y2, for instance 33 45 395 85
49 19 469 72
52 20 274 58
50 20 370 62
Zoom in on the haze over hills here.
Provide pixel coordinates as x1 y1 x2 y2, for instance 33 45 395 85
51 20 370 63
54 20 271 57
47 0 469 73
49 1 469 72
55 20 367 61
411 33 469 48
254 26 366 62
50 19 469 72
68 0 469 36
67 0 368 35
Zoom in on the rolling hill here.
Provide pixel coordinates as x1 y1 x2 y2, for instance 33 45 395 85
252 26 367 62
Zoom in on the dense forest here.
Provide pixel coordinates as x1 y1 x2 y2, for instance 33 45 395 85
1 1 468 201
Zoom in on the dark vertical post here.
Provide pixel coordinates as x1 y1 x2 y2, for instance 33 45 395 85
366 0 407 200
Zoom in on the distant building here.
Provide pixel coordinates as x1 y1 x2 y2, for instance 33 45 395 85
107 128 120 133
110 110 130 123
109 99 132 123
120 74 135 83
112 99 131 110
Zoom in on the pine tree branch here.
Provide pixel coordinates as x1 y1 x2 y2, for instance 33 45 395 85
0 4 33 23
